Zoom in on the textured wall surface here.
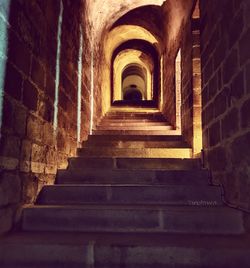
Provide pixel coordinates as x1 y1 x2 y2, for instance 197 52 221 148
200 0 250 210
0 0 86 234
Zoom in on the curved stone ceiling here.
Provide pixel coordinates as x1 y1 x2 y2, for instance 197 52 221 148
85 0 166 40
104 25 160 62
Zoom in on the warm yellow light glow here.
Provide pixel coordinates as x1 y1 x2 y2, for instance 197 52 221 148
101 25 160 116
104 25 160 62
113 49 153 101
160 55 164 111
175 49 181 131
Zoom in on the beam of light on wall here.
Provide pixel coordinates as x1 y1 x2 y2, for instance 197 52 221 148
53 0 63 134
77 26 83 145
0 0 11 137
175 49 181 131
160 55 163 111
89 47 94 135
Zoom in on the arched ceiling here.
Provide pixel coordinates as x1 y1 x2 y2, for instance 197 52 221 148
85 0 166 40
111 5 164 41
104 25 160 62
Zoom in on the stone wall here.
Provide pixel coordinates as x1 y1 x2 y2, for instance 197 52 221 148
200 0 250 210
181 12 202 156
0 0 85 234
162 0 195 130
180 19 193 145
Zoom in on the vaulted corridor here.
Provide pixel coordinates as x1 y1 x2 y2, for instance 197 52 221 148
1 0 250 267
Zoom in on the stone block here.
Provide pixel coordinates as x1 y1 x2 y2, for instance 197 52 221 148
202 57 213 85
228 9 244 48
230 131 250 165
241 97 250 129
201 85 209 107
231 70 245 102
46 149 57 164
27 115 43 142
23 79 38 111
223 49 239 85
0 207 13 234
214 87 229 117
208 146 227 172
21 173 38 204
31 143 46 173
31 161 45 174
4 63 23 100
214 39 227 71
204 103 214 126
0 156 19 170
2 97 13 130
43 122 55 146
0 135 20 158
221 108 239 140
38 96 54 122
45 71 55 101
8 31 31 77
20 139 32 172
59 90 69 111
208 73 217 100
209 120 221 147
0 172 21 206
239 28 250 66
45 164 57 175
31 143 46 163
13 104 27 137
31 57 45 91
245 62 250 93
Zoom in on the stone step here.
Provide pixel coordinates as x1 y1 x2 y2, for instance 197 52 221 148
68 157 201 170
21 205 244 234
93 129 180 136
56 168 210 185
112 99 157 107
100 118 169 124
37 185 222 206
2 232 250 267
82 140 189 148
105 111 163 116
103 117 168 122
77 147 192 158
87 134 184 142
95 125 173 131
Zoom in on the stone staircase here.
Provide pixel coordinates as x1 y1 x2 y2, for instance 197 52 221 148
1 109 250 267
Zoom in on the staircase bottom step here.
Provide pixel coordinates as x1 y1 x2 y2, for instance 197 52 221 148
1 232 250 268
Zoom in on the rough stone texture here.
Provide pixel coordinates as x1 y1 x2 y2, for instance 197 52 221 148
0 0 85 234
0 172 21 207
200 0 250 210
0 207 14 234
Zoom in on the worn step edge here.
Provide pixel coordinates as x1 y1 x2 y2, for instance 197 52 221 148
56 169 210 185
92 130 181 136
77 147 193 158
37 185 222 206
68 157 201 170
21 205 245 235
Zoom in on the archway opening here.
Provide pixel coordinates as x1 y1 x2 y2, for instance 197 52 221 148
122 64 147 101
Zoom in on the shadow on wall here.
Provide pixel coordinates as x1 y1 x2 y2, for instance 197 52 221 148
0 0 86 234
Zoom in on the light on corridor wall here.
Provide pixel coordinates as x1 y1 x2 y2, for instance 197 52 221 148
90 46 94 135
0 0 11 137
77 25 83 144
53 0 63 134
175 49 181 131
